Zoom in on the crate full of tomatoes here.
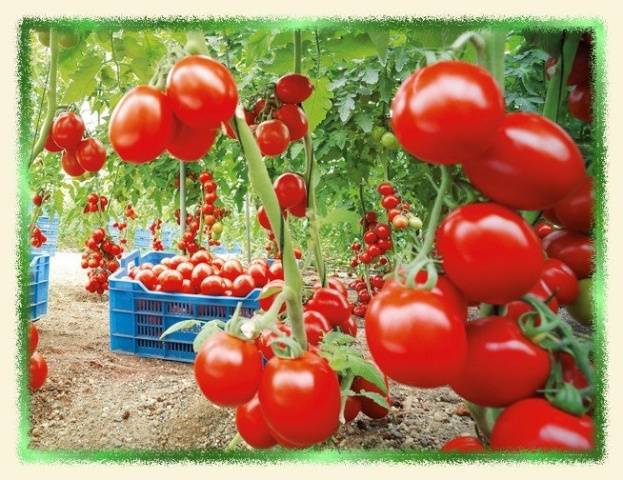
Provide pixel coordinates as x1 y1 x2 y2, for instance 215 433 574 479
108 249 282 362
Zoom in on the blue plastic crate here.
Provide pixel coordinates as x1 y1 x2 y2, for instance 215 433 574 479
108 250 261 363
31 215 59 257
29 254 50 321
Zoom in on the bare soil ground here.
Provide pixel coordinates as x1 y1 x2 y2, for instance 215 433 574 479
29 252 476 451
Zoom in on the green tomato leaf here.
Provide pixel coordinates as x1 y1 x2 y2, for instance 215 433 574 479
302 77 333 133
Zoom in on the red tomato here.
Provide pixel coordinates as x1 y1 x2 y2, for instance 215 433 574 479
414 270 468 325
257 206 271 230
194 332 263 407
166 55 237 127
158 270 184 292
109 85 174 163
313 277 349 300
168 255 188 269
274 104 308 140
256 323 290 360
559 352 589 390
568 84 592 122
351 376 390 419
504 279 559 322
236 394 277 449
200 275 225 296
306 288 351 328
490 398 594 451
52 112 84 149
268 262 284 281
75 138 106 172
543 208 560 225
391 61 504 165
436 203 544 305
176 261 195 280
449 316 550 407
337 316 358 337
288 198 307 218
273 172 306 211
259 280 285 312
463 113 586 210
232 274 256 298
275 73 313 104
168 116 218 161
378 182 394 196
44 132 62 152
259 352 340 448
61 150 85 177
542 230 594 279
136 269 158 290
567 38 592 86
365 283 467 387
29 351 48 391
534 221 554 239
541 258 580 305
441 436 485 453
256 119 290 157
553 176 593 234
28 324 39 355
181 279 194 294
303 310 332 345
343 396 362 423
220 259 244 281
248 264 268 288
191 263 213 291
152 264 167 277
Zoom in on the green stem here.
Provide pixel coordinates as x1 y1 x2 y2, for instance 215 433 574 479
233 108 307 350
179 161 186 247
412 166 449 266
294 30 302 73
481 29 507 95
225 432 242 451
244 192 252 263
30 29 59 167
451 31 486 66
542 32 581 122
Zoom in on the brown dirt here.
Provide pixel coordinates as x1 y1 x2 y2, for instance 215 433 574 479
29 253 476 451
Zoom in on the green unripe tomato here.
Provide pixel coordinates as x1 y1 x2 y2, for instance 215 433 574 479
212 222 224 235
408 215 423 230
36 29 50 47
567 278 593 326
58 30 80 49
381 132 399 150
371 126 386 142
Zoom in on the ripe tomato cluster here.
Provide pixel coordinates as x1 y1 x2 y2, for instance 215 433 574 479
30 192 50 247
349 275 385 318
360 58 598 452
130 252 280 297
28 324 48 392
83 192 108 214
82 228 122 294
46 111 107 177
149 219 165 251
109 55 237 163
223 73 313 157
30 225 47 248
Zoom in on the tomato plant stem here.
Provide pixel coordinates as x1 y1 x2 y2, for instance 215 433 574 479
482 29 507 95
451 31 486 66
225 432 242 451
542 32 581 122
412 166 449 266
29 29 58 168
244 192 252 264
233 108 307 350
179 161 186 242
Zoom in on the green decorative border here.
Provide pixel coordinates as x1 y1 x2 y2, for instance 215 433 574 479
16 16 607 464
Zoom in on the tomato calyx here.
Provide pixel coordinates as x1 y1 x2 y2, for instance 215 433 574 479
518 294 594 414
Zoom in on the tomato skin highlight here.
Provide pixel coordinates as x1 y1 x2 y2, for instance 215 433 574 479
194 332 263 407
168 116 218 161
391 61 504 165
450 316 551 408
75 138 107 172
441 436 485 453
553 176 593 234
463 112 586 210
273 172 307 211
259 352 341 448
365 283 467 388
490 398 594 452
236 394 277 449
306 288 351 328
52 112 85 149
436 202 545 305
109 85 174 163
166 55 238 127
